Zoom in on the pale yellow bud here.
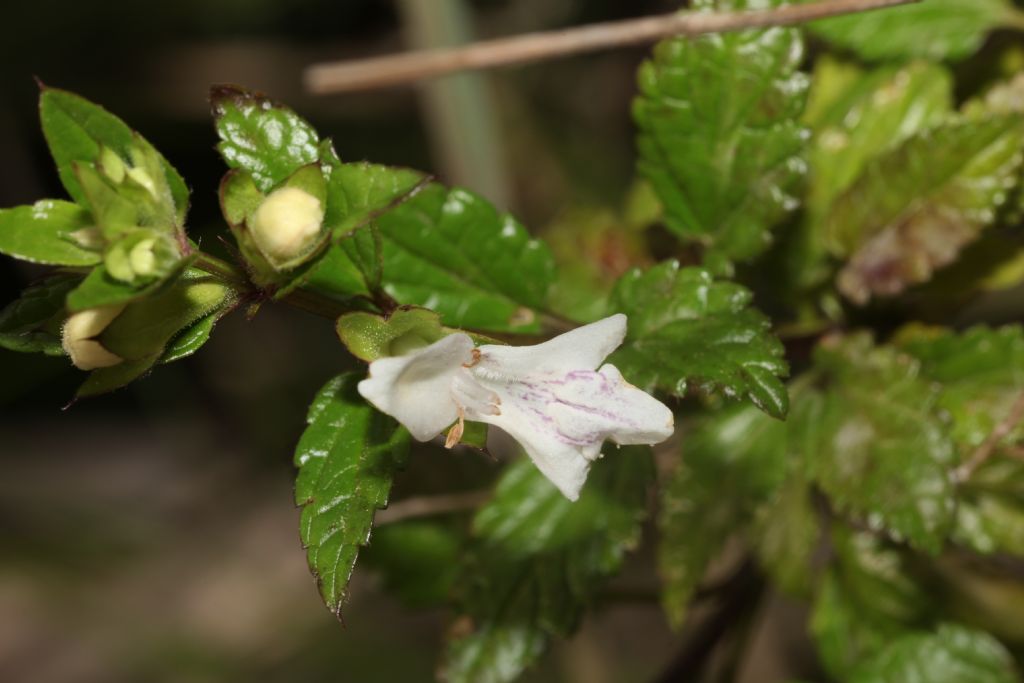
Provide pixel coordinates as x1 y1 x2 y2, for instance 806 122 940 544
62 305 127 370
249 186 324 266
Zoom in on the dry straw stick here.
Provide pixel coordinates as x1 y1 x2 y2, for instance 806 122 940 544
305 0 919 95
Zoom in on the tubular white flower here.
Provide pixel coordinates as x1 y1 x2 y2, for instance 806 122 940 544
357 314 674 500
62 304 127 371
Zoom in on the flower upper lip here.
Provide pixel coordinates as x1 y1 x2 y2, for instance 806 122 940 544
357 314 674 500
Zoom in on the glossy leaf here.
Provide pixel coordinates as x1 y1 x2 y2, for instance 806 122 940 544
39 87 188 223
444 450 653 683
828 116 1024 304
849 624 1018 683
294 373 410 616
659 401 789 626
808 335 956 551
320 145 427 239
374 184 556 334
609 261 789 418
211 85 320 193
0 200 100 266
0 274 80 355
802 0 1013 62
634 0 808 263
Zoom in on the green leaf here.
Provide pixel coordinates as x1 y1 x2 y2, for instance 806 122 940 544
659 402 789 626
633 0 808 263
609 261 789 418
808 334 956 552
210 85 320 193
828 116 1024 304
363 521 461 608
320 144 427 239
898 326 1024 555
810 526 930 677
0 200 101 266
0 274 80 355
849 624 1018 683
39 87 188 223
791 59 954 290
444 450 653 683
374 184 556 334
806 60 953 226
293 373 410 616
802 0 1014 62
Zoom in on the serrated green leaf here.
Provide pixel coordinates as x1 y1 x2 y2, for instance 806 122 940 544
294 373 410 615
802 0 1014 63
0 274 80 355
0 200 100 266
609 261 789 418
211 85 320 193
810 526 930 677
659 402 789 626
634 0 808 263
374 184 556 334
849 624 1018 683
39 87 188 223
809 335 956 552
830 116 1024 304
444 450 653 683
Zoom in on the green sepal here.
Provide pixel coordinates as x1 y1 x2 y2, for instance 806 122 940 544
39 87 188 224
75 271 235 397
65 254 195 312
336 307 447 361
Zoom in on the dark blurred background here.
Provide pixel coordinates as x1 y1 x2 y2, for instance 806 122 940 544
0 1 710 681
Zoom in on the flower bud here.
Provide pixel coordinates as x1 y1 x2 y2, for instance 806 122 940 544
249 186 325 267
62 304 127 370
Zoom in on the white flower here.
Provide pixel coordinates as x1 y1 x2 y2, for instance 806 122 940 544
358 314 673 500
62 304 126 370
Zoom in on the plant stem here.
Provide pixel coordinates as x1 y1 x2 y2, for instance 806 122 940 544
955 392 1024 482
192 251 250 290
375 489 492 525
305 0 919 94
